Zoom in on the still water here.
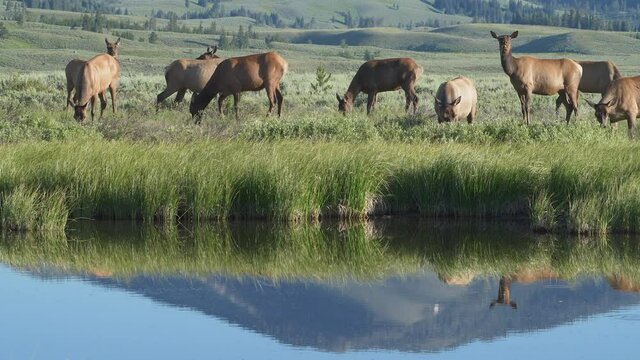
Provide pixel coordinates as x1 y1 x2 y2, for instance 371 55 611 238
2 221 640 359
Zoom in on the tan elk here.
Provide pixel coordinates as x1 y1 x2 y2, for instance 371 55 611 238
586 76 640 139
336 58 423 115
190 52 288 123
490 31 583 124
556 60 621 114
72 38 121 122
434 76 478 123
156 46 224 110
65 39 119 109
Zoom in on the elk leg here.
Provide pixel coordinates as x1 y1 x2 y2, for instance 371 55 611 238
233 93 240 120
524 90 532 125
627 112 637 139
366 93 376 115
518 93 527 124
467 104 477 124
175 89 187 103
98 92 108 120
266 87 276 116
217 94 229 115
567 90 579 123
555 94 564 116
109 86 117 114
371 93 377 110
276 88 284 117
66 83 74 110
90 96 96 122
156 87 178 111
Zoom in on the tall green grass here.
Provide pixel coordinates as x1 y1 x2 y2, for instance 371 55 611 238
0 140 639 233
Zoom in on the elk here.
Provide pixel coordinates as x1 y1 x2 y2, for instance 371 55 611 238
490 269 558 310
336 58 423 115
434 76 478 123
586 76 640 139
64 39 119 109
72 38 121 122
556 60 622 113
190 52 288 123
490 31 583 124
156 46 223 110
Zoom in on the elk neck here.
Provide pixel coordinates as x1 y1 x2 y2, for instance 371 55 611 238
500 48 517 76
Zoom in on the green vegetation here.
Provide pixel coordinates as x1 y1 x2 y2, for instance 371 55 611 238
3 221 640 289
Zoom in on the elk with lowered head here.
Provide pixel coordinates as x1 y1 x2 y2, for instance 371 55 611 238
189 52 288 123
586 76 640 139
336 57 423 115
72 38 121 122
490 30 582 124
434 76 477 124
556 60 621 114
156 46 224 110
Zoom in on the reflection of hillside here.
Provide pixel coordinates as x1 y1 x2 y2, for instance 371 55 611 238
76 272 639 353
5 220 640 352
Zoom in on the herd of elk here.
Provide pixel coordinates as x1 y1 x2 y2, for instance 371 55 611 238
189 51 288 122
156 45 224 110
63 31 639 138
70 38 121 122
336 57 422 115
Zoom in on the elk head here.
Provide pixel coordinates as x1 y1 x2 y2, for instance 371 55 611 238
490 30 518 55
197 45 219 60
436 96 462 123
73 101 89 122
586 98 617 126
105 37 121 58
336 93 353 114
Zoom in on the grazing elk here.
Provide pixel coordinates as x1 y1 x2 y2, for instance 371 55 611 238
434 76 478 124
65 39 120 109
586 76 640 139
556 60 622 114
156 46 224 110
336 58 423 115
72 38 121 122
190 52 288 123
490 31 583 124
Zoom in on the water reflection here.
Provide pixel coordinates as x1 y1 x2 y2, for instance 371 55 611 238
3 220 640 354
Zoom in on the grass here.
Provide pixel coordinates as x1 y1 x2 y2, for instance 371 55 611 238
0 140 638 234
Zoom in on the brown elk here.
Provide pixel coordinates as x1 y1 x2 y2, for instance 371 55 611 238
556 60 621 114
586 76 640 139
72 38 121 122
190 52 288 123
156 46 223 110
336 58 423 115
65 39 119 109
434 76 478 123
490 31 583 124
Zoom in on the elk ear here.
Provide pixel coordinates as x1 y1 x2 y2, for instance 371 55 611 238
206 46 211 53
606 99 618 108
511 31 519 39
435 98 443 107
451 96 462 106
490 31 498 39
105 38 110 45
336 93 342 102
115 37 121 45
585 99 597 108
212 45 217 54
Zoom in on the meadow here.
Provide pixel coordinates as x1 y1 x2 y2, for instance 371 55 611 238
1 20 640 234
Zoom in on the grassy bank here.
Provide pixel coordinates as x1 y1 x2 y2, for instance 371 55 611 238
0 140 638 233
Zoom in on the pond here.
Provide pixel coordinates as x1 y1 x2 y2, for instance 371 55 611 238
2 220 640 359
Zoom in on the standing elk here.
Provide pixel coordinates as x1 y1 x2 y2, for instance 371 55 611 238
434 76 478 124
189 52 288 123
156 46 224 110
586 76 640 139
65 39 119 110
556 60 621 114
336 58 422 115
490 31 583 124
72 38 121 122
